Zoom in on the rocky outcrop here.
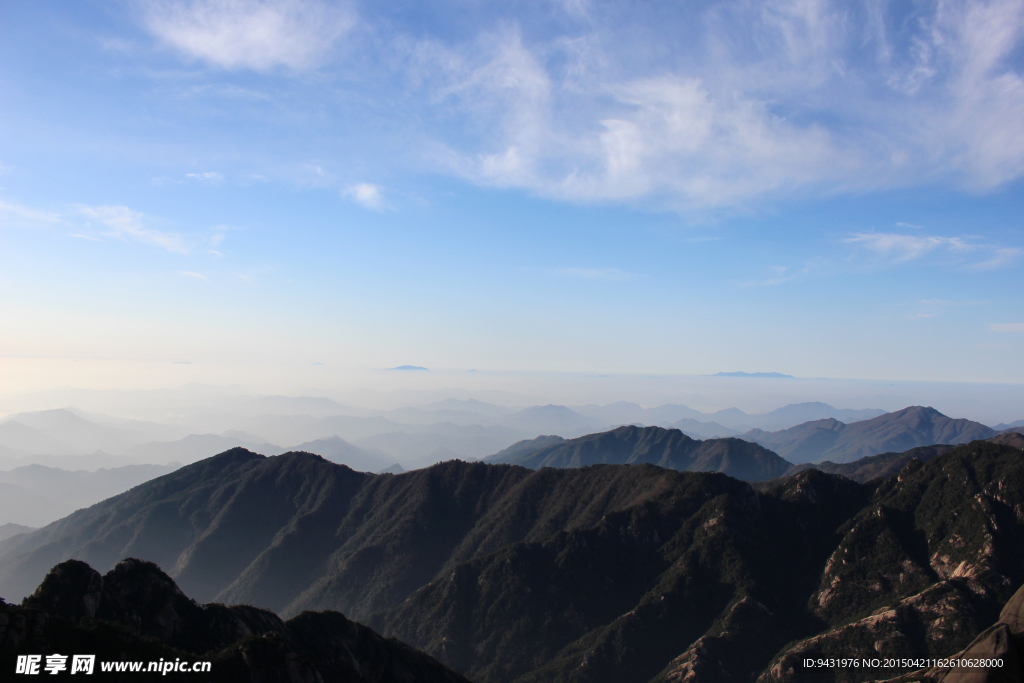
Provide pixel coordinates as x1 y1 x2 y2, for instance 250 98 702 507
1 558 471 683
869 583 1024 683
657 597 778 683
22 558 291 654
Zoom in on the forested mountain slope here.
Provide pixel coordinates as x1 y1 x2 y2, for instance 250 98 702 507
0 441 1021 682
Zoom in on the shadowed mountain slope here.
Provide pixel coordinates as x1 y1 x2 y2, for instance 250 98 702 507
486 425 792 481
743 406 995 464
1 442 1023 683
2 557 469 683
783 445 957 483
378 441 1024 683
784 431 1024 483
486 434 566 462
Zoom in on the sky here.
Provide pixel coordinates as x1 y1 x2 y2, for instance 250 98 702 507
1 0 1023 407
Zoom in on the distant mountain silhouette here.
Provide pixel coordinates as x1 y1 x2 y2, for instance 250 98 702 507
753 401 886 429
122 433 285 464
713 371 794 378
2 442 1022 682
575 400 885 432
785 430 1024 483
1 409 140 454
742 406 995 463
0 523 34 542
486 425 792 481
0 463 178 527
499 404 605 438
486 434 565 462
288 435 393 472
354 423 527 466
0 420 77 455
669 417 739 438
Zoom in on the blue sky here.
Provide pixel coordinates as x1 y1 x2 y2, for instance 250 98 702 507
1 0 1023 400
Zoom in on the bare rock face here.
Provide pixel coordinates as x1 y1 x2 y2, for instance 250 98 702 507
869 584 1024 683
661 597 777 683
998 584 1024 635
757 581 990 683
940 624 1019 683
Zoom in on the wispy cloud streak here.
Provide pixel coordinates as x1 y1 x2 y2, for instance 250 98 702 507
78 205 189 253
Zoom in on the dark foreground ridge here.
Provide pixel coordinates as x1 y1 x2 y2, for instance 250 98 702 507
1 441 1023 682
0 557 470 682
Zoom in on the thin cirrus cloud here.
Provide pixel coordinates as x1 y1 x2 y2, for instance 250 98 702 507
844 233 973 262
395 0 1024 207
845 232 1021 270
77 205 189 253
141 0 356 70
964 247 1023 271
129 0 1024 209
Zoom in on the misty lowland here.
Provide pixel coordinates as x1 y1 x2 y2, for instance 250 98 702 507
2 387 1023 683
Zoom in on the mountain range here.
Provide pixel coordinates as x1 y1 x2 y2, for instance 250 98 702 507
741 405 997 464
0 400 899 471
1 438 1022 682
0 463 179 527
485 425 791 481
571 400 888 434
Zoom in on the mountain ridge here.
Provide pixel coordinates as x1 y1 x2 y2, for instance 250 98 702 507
742 405 995 464
485 424 793 481
2 440 1022 682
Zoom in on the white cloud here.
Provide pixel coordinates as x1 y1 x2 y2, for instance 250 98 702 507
180 271 208 280
123 1 1024 208
185 171 223 183
344 183 384 209
142 0 355 70
991 323 1024 332
77 205 189 253
396 0 1024 207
